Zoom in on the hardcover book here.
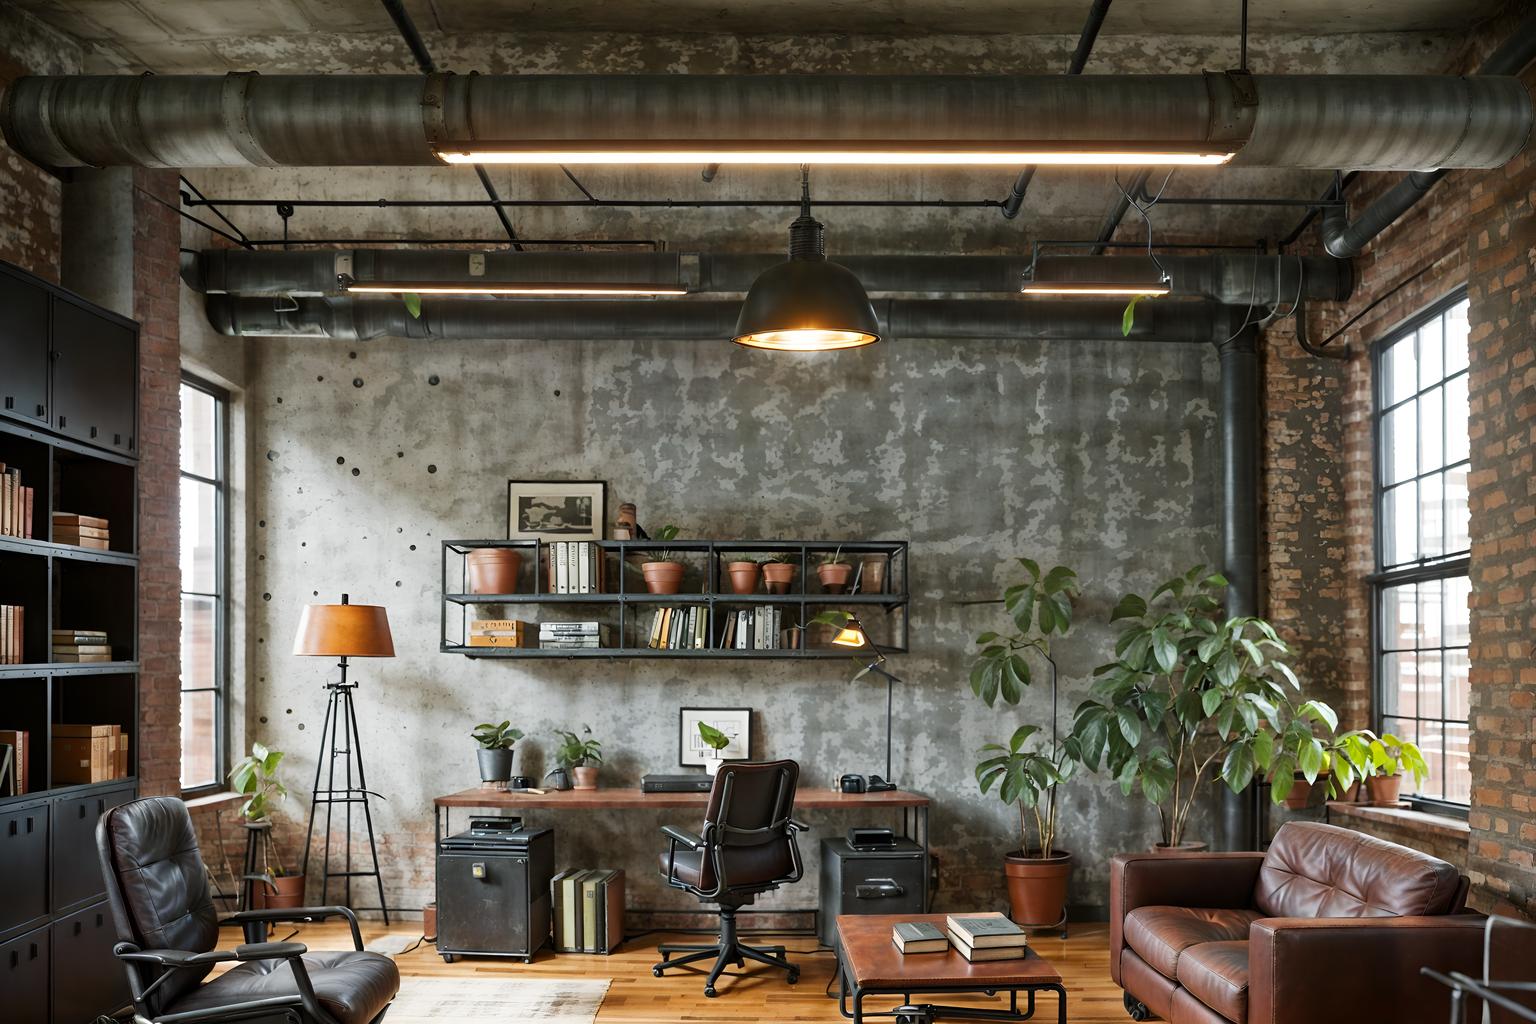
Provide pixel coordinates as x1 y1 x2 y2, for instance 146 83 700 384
945 929 1029 962
892 921 949 954
946 912 1027 948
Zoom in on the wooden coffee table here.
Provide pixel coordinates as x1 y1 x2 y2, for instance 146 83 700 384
835 914 1067 1024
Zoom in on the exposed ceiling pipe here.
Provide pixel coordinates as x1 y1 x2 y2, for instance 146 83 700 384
2 73 1528 170
1319 12 1536 258
1000 0 1114 219
204 295 1253 344
1088 167 1152 255
181 249 1352 305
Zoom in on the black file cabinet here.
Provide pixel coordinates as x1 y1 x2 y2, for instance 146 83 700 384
818 837 929 946
436 820 555 963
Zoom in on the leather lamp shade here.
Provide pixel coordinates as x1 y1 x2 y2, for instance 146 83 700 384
292 603 395 658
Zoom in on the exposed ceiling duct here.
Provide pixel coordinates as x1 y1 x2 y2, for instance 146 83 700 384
204 295 1254 345
3 72 1529 171
183 250 1352 306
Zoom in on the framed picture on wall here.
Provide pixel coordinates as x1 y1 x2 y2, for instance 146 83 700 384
507 480 606 541
679 707 752 767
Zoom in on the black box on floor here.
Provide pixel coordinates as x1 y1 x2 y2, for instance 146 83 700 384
436 818 555 963
818 836 928 946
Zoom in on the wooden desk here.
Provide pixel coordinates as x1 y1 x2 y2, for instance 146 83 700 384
433 786 930 849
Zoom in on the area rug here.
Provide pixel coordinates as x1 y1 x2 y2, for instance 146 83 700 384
385 976 611 1024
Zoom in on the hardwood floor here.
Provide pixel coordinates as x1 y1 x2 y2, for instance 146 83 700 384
227 920 1130 1023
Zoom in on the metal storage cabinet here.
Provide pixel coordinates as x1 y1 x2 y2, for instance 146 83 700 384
436 823 555 963
0 925 50 1024
52 784 135 913
51 901 125 1024
818 837 929 946
50 299 137 453
0 799 50 939
0 267 50 427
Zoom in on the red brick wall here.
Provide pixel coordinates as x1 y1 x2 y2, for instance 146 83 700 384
133 167 184 798
0 51 63 279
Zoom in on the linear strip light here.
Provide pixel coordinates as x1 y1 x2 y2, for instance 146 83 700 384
434 141 1236 167
1021 283 1172 296
345 281 689 296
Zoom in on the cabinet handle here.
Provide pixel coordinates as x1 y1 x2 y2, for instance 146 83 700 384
114 433 122 446
74 921 83 935
89 426 98 438
25 816 33 833
58 415 66 429
79 804 87 819
36 404 45 417
97 913 104 927
8 950 15 968
3 396 11 409
29 942 37 960
7 819 13 836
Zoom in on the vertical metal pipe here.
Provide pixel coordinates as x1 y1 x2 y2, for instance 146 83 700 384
1217 326 1260 849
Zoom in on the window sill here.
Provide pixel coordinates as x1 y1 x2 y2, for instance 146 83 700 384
1326 801 1469 841
184 790 243 811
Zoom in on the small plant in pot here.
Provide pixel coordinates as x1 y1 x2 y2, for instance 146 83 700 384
970 557 1082 929
725 559 762 595
697 721 735 776
466 546 522 595
761 554 797 594
641 525 686 595
228 742 304 909
472 720 524 784
816 547 853 594
1357 730 1429 806
556 725 603 790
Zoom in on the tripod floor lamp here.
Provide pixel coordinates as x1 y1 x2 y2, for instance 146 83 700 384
830 613 901 793
293 595 394 923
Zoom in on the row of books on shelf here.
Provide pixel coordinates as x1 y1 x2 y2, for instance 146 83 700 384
646 605 796 650
54 512 111 550
54 629 113 662
0 464 35 538
546 541 605 594
464 619 610 650
0 606 24 664
552 868 624 954
892 913 1029 962
0 723 131 795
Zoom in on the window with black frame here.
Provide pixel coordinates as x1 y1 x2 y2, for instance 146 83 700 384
180 376 229 794
1373 292 1471 809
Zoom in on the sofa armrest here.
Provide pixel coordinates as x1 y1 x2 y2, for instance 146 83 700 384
1109 852 1266 985
1248 914 1486 1024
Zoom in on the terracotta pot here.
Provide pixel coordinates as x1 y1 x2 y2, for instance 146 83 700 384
1279 770 1330 810
1335 779 1362 803
1366 773 1403 807
761 562 796 594
817 562 853 594
725 561 761 595
641 561 685 595
858 558 888 594
423 902 438 941
1149 840 1209 854
466 548 522 594
254 872 306 910
1004 850 1073 929
572 765 599 790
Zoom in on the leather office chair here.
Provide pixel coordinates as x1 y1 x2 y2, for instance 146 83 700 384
97 796 399 1024
654 759 807 997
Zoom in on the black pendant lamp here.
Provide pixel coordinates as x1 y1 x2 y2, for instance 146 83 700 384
733 167 880 352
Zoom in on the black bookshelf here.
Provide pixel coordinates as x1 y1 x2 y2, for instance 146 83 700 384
441 539 909 659
0 258 138 1022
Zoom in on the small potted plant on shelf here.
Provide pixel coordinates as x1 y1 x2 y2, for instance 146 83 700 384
641 524 686 595
725 558 762 595
816 547 853 594
761 554 797 594
465 545 522 595
472 720 524 784
228 742 305 909
1357 731 1429 806
556 725 604 790
697 721 734 776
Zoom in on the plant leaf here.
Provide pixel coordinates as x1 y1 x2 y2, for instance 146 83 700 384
403 292 423 319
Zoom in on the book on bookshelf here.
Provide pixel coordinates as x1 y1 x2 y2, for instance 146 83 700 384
945 913 1027 949
552 868 625 954
1 605 26 664
467 619 534 647
0 464 36 538
545 541 605 595
0 729 30 793
892 921 949 954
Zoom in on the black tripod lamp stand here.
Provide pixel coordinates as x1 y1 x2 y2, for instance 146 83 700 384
292 594 395 923
832 613 900 793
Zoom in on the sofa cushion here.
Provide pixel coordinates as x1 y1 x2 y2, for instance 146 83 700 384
1124 906 1262 980
1255 821 1462 919
1176 941 1249 1023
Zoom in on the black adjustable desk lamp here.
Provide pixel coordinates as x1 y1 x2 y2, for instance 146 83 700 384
831 613 900 793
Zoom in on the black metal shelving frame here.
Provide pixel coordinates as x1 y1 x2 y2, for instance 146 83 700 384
440 538 909 659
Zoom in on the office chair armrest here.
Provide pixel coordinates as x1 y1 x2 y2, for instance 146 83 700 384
661 825 706 850
234 940 309 961
789 818 809 833
115 946 240 968
224 905 365 950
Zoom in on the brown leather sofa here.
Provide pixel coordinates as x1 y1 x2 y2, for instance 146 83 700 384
1110 821 1484 1024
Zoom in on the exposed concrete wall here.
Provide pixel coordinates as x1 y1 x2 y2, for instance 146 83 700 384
244 332 1221 915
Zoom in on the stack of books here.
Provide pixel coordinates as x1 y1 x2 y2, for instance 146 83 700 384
52 723 130 784
892 921 949 954
945 913 1028 962
466 619 534 648
53 629 112 662
53 512 109 550
0 605 25 664
0 464 35 538
551 868 625 953
546 541 605 594
0 728 30 795
540 621 605 650
647 606 706 650
721 607 793 650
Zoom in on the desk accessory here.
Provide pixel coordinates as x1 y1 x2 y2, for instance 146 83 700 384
642 773 714 793
848 827 897 850
813 611 901 791
840 773 867 793
679 707 751 767
293 594 395 923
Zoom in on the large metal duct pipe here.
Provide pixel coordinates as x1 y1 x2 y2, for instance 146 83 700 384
3 73 1529 170
204 294 1252 344
183 250 1353 305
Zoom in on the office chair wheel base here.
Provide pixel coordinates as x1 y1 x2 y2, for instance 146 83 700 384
1124 993 1151 1021
787 968 800 984
441 953 457 964
652 967 664 977
704 985 718 998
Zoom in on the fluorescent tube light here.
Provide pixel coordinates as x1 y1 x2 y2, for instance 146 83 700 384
345 282 689 296
1021 283 1172 296
434 141 1236 167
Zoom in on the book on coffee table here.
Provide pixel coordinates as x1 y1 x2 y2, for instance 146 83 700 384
946 912 1027 948
892 921 948 954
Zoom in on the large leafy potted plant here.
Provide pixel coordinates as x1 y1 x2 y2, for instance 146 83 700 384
556 725 604 790
472 720 524 784
970 558 1082 927
1070 565 1351 852
228 742 304 909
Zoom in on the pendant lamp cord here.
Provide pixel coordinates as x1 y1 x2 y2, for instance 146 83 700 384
800 163 812 218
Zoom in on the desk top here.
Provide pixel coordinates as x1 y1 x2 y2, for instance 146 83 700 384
434 786 929 810
838 914 1062 989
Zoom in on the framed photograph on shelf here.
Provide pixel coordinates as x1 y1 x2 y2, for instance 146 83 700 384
679 707 752 767
507 480 605 541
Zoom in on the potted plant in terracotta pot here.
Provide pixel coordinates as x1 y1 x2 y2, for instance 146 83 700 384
816 547 853 594
725 559 761 595
466 546 522 594
970 557 1082 929
556 725 603 790
228 742 305 910
761 554 797 595
472 719 524 784
641 525 685 595
1358 731 1429 806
